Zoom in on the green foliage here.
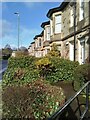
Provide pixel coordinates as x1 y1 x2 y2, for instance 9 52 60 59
2 80 65 119
3 68 39 86
36 56 79 83
73 63 90 90
8 56 36 68
47 43 61 57
15 50 29 57
3 56 39 86
2 48 12 59
35 57 54 78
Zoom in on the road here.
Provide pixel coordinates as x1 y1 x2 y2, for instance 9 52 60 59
0 60 8 80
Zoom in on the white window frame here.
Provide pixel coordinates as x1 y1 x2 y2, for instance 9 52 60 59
50 19 53 35
46 26 50 40
70 8 74 27
55 14 61 34
79 0 84 21
39 38 41 47
69 42 74 61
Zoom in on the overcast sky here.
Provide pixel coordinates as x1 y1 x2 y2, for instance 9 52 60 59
1 2 63 49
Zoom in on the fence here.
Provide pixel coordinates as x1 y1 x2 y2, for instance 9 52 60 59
48 81 90 120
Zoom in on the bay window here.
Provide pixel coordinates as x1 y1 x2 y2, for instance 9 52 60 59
55 14 61 34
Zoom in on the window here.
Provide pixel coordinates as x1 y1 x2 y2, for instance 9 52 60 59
39 38 41 47
55 14 61 34
46 26 50 40
36 40 38 48
50 19 53 35
70 8 74 27
79 0 84 21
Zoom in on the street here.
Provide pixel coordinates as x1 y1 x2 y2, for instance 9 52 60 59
0 60 8 80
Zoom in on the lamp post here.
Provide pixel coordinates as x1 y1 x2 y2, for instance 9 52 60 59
70 0 76 61
14 12 20 50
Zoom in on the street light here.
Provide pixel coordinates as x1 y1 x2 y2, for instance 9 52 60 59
70 0 76 61
14 12 20 50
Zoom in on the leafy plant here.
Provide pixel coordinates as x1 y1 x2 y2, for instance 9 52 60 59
47 43 61 57
2 80 65 119
73 63 90 90
35 57 54 78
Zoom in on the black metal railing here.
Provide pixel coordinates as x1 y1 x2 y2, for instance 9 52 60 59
48 81 90 120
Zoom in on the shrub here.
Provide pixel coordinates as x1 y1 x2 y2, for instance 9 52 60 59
3 67 39 86
2 56 39 86
2 80 65 119
47 43 61 57
2 48 12 60
15 50 29 57
73 63 90 90
8 56 36 68
36 56 79 83
35 57 54 78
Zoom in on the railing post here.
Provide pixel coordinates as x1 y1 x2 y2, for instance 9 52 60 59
86 82 89 118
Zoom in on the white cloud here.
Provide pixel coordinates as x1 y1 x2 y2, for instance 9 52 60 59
1 19 14 38
23 2 35 8
1 19 41 48
20 26 41 47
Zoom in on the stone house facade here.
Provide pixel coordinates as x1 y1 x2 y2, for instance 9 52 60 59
41 21 51 56
29 41 35 56
47 0 90 64
28 0 90 63
34 31 44 57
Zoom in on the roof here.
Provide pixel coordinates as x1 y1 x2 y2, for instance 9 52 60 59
33 31 44 39
47 1 69 18
31 41 35 44
41 21 50 28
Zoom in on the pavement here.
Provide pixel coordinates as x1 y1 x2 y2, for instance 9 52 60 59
0 60 8 81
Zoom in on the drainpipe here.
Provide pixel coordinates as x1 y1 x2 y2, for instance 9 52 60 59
88 1 90 82
73 1 76 61
70 0 76 61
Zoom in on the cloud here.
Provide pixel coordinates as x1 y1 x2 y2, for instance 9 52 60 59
23 2 35 8
1 19 41 48
20 26 41 47
1 19 14 38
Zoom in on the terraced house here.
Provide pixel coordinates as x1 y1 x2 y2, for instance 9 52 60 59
41 21 51 56
47 0 90 64
28 0 90 64
34 31 44 57
28 41 35 56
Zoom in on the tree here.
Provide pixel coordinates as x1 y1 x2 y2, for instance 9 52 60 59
4 44 11 49
2 45 12 59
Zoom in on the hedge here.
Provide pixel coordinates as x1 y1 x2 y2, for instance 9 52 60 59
2 56 39 86
36 56 79 83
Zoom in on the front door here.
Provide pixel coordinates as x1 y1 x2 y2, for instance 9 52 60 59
80 41 85 64
69 42 74 61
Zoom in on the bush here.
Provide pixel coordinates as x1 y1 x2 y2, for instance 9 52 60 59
2 48 12 60
2 80 65 119
15 50 29 57
36 56 79 83
73 63 90 90
47 43 61 57
3 68 39 86
35 57 54 78
2 56 39 86
8 56 36 68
